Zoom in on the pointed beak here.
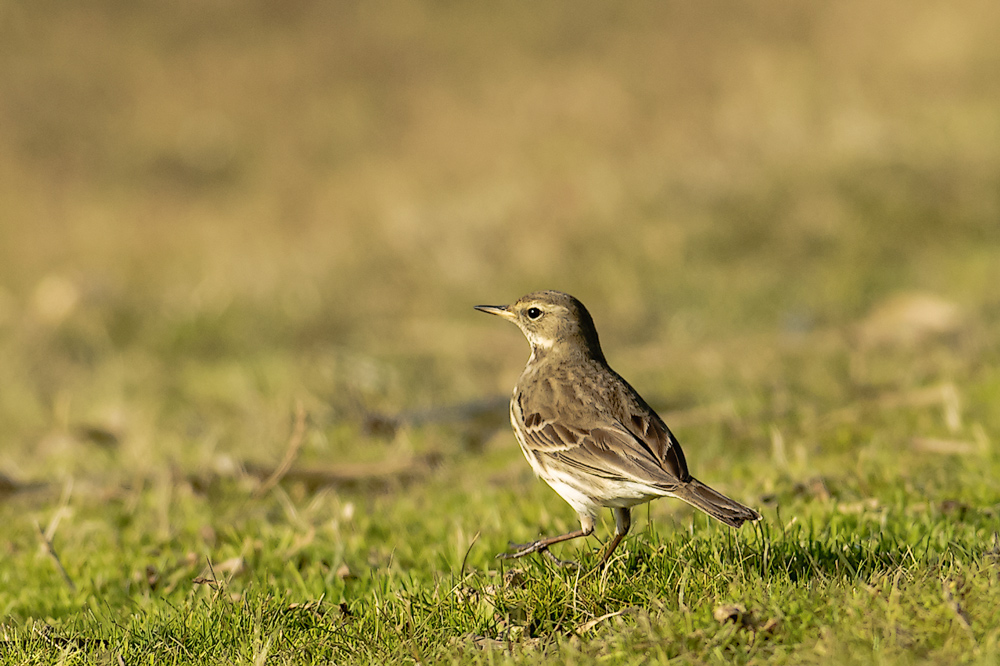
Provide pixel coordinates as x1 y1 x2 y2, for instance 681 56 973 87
474 304 516 320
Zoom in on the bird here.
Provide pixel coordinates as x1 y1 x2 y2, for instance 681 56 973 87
475 290 760 567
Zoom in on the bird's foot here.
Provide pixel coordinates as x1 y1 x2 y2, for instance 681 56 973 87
497 539 547 559
497 541 579 568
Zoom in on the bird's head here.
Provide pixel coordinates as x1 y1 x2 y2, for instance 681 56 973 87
475 290 605 361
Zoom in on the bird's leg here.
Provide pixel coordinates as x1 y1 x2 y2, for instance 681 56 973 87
598 507 631 567
499 515 595 564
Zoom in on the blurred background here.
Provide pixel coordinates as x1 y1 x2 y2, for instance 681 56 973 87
1 0 999 481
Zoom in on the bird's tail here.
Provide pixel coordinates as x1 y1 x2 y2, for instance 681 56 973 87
672 478 761 528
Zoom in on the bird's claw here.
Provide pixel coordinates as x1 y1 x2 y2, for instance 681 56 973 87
541 549 580 568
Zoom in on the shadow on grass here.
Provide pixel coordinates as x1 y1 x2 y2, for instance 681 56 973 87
631 509 991 585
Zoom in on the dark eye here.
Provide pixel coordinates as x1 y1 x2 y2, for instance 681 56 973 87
526 307 542 320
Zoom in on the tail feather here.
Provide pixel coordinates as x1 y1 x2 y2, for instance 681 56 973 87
672 478 761 528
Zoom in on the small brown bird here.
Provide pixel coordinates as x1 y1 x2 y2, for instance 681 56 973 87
475 290 760 566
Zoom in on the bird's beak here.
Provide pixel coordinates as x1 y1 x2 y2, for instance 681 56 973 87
474 304 516 320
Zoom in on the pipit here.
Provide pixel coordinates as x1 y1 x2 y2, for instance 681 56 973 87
475 290 760 567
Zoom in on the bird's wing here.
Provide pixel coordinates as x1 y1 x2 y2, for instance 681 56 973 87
517 394 690 487
622 407 690 482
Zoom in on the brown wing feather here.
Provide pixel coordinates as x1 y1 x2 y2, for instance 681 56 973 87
626 410 690 482
518 406 689 489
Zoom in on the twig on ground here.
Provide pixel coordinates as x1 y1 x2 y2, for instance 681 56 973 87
34 520 76 593
253 400 307 499
243 452 442 493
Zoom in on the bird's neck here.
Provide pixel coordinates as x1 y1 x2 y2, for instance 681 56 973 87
527 344 548 365
528 341 606 367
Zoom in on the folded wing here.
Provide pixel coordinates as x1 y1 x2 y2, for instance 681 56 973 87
518 397 691 489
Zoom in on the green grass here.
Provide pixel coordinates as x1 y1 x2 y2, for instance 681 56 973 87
3 0 1000 663
3 449 1000 664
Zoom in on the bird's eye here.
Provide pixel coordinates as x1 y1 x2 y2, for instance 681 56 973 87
526 307 542 320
